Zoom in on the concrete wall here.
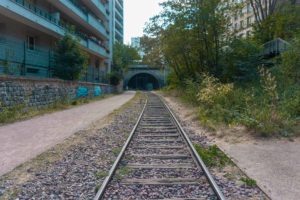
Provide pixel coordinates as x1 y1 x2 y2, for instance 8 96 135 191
0 75 118 109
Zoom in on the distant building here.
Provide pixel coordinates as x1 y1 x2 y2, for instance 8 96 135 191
229 0 300 37
0 0 123 83
131 37 141 49
131 37 145 59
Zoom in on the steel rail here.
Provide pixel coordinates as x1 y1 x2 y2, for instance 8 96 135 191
159 94 226 200
94 97 148 200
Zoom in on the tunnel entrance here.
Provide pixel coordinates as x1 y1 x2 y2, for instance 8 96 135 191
127 73 160 90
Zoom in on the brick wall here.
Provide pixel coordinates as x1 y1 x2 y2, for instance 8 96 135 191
0 76 118 109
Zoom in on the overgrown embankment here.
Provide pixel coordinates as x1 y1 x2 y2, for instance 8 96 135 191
164 52 300 137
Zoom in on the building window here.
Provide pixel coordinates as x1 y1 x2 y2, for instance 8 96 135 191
234 23 238 30
240 20 244 29
27 36 35 50
247 4 252 13
247 17 252 27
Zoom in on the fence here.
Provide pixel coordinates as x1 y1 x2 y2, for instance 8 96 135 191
0 37 109 83
0 37 53 77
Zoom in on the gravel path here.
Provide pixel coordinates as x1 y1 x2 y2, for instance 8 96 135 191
0 92 145 199
0 91 135 176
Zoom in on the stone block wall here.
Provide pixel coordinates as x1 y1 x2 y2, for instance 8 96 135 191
0 76 118 109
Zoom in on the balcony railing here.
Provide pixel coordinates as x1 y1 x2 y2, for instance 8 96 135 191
61 0 109 38
91 0 108 18
12 0 61 26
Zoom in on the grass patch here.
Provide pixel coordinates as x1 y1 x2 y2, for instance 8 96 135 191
115 166 131 180
94 184 101 194
240 177 257 187
194 144 232 168
112 147 122 156
95 171 108 179
0 94 112 126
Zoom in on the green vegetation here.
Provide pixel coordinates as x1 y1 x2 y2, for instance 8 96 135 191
0 95 110 125
194 144 232 168
144 0 300 137
53 34 89 81
94 184 101 194
110 42 140 85
94 171 108 179
240 177 257 187
115 166 131 180
111 147 122 156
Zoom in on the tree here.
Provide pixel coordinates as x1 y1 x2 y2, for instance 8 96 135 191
140 35 164 69
143 0 233 81
53 34 89 81
253 4 300 43
112 42 140 75
249 0 278 27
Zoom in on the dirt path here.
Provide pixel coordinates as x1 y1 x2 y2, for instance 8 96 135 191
0 91 135 176
161 93 300 200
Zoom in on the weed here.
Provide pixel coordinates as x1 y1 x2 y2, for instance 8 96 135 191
94 171 108 179
240 177 257 187
112 147 122 156
115 166 131 180
194 144 232 168
94 184 101 194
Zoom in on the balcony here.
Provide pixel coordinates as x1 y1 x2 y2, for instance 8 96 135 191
81 0 108 20
87 39 109 58
51 0 109 39
1 0 108 58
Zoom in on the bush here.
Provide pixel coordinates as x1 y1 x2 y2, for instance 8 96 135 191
108 72 122 86
53 34 89 81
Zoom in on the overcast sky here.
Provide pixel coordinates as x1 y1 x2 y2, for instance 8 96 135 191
124 0 165 45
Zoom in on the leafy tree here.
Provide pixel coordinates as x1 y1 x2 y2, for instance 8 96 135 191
249 0 278 27
140 35 164 69
143 0 233 81
53 34 89 80
252 3 300 43
112 42 140 75
220 38 263 83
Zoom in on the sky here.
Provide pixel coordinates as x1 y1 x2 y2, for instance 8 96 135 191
124 0 165 45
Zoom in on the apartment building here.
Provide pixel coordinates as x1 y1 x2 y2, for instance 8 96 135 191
109 0 123 45
0 0 117 83
131 37 145 59
230 0 300 37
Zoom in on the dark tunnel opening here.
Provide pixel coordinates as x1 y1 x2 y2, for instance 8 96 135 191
127 73 160 90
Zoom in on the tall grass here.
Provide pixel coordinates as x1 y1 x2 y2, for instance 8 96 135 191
165 66 299 137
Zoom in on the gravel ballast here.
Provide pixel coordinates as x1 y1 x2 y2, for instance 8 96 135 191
0 93 145 199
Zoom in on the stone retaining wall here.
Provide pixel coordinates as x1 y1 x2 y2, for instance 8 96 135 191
0 76 118 109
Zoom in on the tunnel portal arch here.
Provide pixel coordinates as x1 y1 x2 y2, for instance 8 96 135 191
127 73 160 90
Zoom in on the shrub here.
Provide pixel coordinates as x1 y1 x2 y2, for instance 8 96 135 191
53 34 89 81
108 72 122 86
197 75 233 107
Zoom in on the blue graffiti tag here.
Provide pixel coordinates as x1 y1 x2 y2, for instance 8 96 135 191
77 86 88 97
94 86 102 97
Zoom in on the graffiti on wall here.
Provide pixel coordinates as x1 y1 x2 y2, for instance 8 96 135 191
94 86 102 96
76 86 88 98
76 86 102 98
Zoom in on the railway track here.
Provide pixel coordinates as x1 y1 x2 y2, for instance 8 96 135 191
94 93 225 200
